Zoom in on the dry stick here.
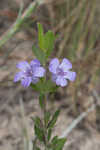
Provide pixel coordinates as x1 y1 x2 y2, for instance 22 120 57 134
60 104 96 138
0 0 43 48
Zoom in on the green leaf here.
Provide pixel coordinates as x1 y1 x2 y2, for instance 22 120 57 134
47 129 52 141
33 116 45 142
51 136 66 150
37 23 56 57
31 80 58 93
37 23 45 51
44 31 55 57
44 111 51 127
34 125 45 142
31 80 43 93
51 136 58 145
43 80 58 93
33 116 42 128
48 110 60 129
31 83 39 91
39 93 45 109
55 138 66 150
32 45 46 65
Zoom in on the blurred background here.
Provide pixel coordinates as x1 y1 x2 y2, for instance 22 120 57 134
0 0 100 150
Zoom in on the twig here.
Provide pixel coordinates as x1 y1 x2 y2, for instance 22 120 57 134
60 104 96 138
0 0 43 48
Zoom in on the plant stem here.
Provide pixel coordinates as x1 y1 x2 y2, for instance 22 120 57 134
43 94 49 150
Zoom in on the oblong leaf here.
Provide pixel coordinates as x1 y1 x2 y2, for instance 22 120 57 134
48 110 60 129
32 45 46 65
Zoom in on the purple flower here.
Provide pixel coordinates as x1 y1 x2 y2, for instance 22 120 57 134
14 59 45 88
49 58 76 87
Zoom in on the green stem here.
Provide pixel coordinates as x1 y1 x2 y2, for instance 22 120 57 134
43 94 48 150
43 66 48 149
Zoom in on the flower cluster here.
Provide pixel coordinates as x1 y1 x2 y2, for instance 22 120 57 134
14 58 76 87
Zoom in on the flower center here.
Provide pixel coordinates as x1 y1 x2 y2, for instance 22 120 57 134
25 69 33 77
57 68 65 76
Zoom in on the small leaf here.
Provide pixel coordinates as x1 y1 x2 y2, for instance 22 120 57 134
31 80 43 92
43 80 58 93
44 111 51 127
51 136 58 145
34 116 42 128
32 45 46 65
54 138 66 150
31 79 44 92
31 83 39 91
48 110 60 129
44 31 55 57
34 125 45 142
39 93 45 109
37 23 45 51
34 117 45 142
51 137 66 150
37 23 56 56
47 129 52 141
31 80 58 93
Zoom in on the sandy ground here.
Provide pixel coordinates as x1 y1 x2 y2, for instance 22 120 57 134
0 0 100 150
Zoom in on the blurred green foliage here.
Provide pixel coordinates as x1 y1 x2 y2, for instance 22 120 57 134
52 0 98 60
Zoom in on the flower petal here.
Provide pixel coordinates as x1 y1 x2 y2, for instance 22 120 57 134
21 77 32 88
64 71 76 81
32 77 39 84
52 74 57 82
30 59 41 67
34 67 45 77
16 61 30 71
59 58 72 71
14 72 24 82
49 58 59 74
56 76 67 87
